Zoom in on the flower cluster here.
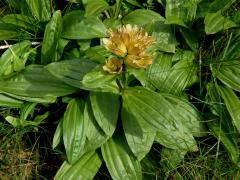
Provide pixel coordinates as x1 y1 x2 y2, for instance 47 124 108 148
102 24 154 74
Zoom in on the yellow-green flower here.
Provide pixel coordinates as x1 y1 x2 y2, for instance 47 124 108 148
103 32 127 57
102 58 123 74
103 24 154 69
125 52 152 68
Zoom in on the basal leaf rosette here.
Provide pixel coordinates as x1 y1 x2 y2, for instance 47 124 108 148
102 24 154 74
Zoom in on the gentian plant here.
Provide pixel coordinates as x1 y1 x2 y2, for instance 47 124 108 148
0 0 240 179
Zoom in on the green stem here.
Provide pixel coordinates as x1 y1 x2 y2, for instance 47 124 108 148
104 10 110 18
222 32 233 61
114 0 122 19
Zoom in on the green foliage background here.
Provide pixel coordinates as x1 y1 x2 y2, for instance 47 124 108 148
0 0 240 179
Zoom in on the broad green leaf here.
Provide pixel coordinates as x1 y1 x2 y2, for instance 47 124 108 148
218 85 240 133
84 99 108 151
151 21 177 53
55 161 72 179
52 118 63 149
32 111 49 125
179 27 199 52
197 0 236 18
208 119 239 164
63 99 86 164
160 147 187 173
46 59 97 89
225 32 240 59
103 18 122 30
160 59 197 94
196 1 212 18
209 0 236 12
212 60 240 92
62 48 82 59
123 87 198 151
41 10 62 65
147 52 198 95
122 9 164 26
0 92 56 103
172 49 195 62
55 151 101 180
205 11 237 35
90 92 119 136
54 39 69 61
85 0 109 17
146 53 172 89
0 93 24 107
0 41 31 76
20 102 37 121
206 83 226 116
125 0 142 7
27 48 39 64
122 102 156 160
161 93 206 137
1 14 39 31
25 0 51 21
101 136 142 180
5 116 19 127
77 40 91 51
0 65 76 98
84 45 110 64
232 11 240 24
62 10 107 39
82 66 119 93
5 0 28 11
165 0 198 27
0 22 30 40
17 112 49 127
127 68 146 86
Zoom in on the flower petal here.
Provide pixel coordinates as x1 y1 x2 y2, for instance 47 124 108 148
103 58 123 74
